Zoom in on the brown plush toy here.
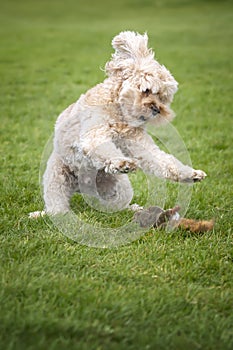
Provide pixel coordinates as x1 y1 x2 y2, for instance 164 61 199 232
133 206 214 233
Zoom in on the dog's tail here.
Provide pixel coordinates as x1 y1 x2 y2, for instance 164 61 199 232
111 31 152 60
105 31 155 77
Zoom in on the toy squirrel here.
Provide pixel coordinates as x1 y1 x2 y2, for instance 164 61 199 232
133 205 214 233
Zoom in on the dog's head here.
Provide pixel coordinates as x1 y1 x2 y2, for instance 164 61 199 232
105 31 178 127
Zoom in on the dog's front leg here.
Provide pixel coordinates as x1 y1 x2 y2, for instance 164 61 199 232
124 133 206 183
81 132 137 174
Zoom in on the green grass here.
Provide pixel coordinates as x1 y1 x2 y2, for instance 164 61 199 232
1 0 233 349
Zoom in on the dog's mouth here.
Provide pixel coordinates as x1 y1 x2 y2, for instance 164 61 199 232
139 115 147 122
139 104 160 123
151 104 160 116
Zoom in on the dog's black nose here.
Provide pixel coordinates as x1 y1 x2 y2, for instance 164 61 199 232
151 105 160 116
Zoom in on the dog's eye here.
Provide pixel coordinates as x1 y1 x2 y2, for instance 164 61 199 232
143 89 151 96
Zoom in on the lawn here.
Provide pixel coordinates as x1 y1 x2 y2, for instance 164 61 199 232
0 0 233 349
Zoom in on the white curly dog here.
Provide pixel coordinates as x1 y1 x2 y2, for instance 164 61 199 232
30 31 206 218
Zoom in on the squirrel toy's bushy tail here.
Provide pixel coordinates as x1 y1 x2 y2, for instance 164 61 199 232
176 218 214 233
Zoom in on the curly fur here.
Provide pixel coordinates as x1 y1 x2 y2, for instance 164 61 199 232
42 31 206 215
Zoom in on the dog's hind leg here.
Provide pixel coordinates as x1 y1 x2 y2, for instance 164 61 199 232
43 151 79 215
93 170 134 212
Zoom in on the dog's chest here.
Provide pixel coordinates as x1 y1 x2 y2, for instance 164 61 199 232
108 122 143 141
107 123 144 155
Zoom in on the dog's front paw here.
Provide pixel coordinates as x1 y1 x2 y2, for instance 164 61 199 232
192 169 207 182
104 158 137 174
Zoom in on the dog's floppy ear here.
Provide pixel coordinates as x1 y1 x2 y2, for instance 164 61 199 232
112 31 152 60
